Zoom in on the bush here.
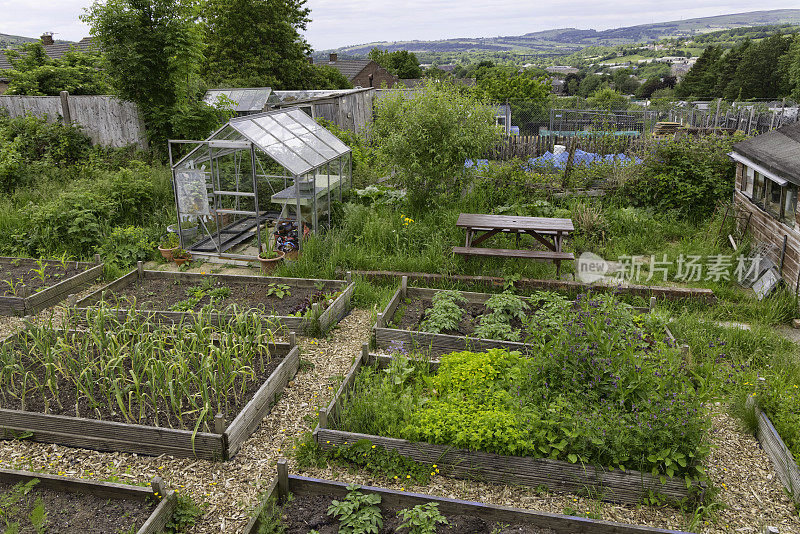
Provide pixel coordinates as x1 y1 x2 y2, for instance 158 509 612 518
373 80 502 209
100 226 155 266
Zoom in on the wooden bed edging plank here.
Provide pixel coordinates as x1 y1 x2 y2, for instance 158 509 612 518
243 470 696 534
315 429 697 506
0 343 297 461
0 257 103 317
74 269 352 335
754 404 800 501
341 269 717 304
225 346 300 457
0 468 176 534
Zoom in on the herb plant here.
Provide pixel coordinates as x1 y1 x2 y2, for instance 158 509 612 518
266 283 291 299
326 484 383 534
396 503 448 534
419 290 466 334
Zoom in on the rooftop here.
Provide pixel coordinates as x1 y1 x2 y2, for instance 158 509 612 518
732 122 800 185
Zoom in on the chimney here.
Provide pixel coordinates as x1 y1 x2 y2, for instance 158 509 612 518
40 33 54 46
329 53 338 63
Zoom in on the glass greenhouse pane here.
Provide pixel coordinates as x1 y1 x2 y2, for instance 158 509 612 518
269 143 311 175
300 132 338 159
284 137 326 167
256 116 295 142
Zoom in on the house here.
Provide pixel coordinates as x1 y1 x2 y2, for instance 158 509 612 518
0 34 96 93
317 53 398 88
729 122 800 291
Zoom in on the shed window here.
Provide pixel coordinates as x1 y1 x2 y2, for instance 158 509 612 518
766 179 782 217
742 167 754 197
752 172 766 207
783 183 798 225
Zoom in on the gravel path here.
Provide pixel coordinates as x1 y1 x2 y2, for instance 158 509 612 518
0 290 798 533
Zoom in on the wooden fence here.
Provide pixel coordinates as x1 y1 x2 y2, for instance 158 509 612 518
0 92 147 148
490 134 650 160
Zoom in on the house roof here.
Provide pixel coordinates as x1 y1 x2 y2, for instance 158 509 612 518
320 59 370 81
732 122 800 185
0 37 96 72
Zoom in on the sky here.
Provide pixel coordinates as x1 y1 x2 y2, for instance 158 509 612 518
0 0 799 51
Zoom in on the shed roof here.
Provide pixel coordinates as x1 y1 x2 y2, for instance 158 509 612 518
732 122 800 185
203 88 273 113
322 59 370 80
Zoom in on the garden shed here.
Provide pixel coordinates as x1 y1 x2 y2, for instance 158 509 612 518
168 107 352 263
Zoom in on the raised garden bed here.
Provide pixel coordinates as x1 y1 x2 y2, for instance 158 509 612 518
0 468 175 533
74 266 354 335
243 460 696 534
0 312 300 460
0 256 103 316
375 279 656 355
751 400 800 501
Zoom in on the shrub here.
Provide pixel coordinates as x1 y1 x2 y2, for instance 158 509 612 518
100 226 155 266
373 80 502 209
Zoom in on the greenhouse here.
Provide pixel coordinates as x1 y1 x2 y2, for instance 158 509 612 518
168 108 352 262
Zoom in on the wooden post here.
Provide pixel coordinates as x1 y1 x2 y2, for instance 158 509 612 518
345 271 352 284
362 343 369 364
151 476 165 498
318 407 328 429
377 312 384 328
649 296 656 312
401 275 408 297
137 261 144 277
277 459 289 500
289 332 296 347
59 91 72 124
94 253 101 265
214 413 226 434
312 302 320 316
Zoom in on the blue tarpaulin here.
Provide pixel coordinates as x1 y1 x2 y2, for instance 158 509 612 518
526 150 642 169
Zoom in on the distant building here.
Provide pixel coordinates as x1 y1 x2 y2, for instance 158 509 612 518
546 66 579 75
316 53 398 88
0 33 96 94
396 78 476 89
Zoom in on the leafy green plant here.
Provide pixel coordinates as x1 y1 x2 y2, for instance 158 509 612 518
160 233 180 249
419 290 467 334
396 502 447 534
162 493 202 533
2 277 24 296
101 225 154 267
266 283 291 299
474 313 519 341
326 484 383 534
483 291 529 322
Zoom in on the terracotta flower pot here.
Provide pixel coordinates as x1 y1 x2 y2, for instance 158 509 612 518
258 251 285 273
173 253 191 266
158 246 178 261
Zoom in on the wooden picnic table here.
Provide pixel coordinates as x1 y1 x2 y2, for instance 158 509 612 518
453 213 575 276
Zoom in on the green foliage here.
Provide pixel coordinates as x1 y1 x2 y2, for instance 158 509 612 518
201 0 314 90
372 81 502 209
585 87 628 111
265 283 291 299
326 484 383 534
162 494 202 533
396 503 448 534
160 233 180 248
474 291 529 341
419 290 467 334
618 135 742 220
4 43 110 96
0 479 39 533
369 49 423 79
256 498 286 534
100 225 155 267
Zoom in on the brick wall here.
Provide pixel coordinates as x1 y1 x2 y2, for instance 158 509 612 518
352 62 398 89
734 162 800 291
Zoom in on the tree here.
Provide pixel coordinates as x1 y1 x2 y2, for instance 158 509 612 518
585 87 628 110
578 74 607 97
611 69 639 95
372 80 501 210
784 34 800 101
713 40 750 100
4 43 110 95
368 49 423 79
734 34 792 99
83 0 213 146
675 46 723 98
201 0 313 89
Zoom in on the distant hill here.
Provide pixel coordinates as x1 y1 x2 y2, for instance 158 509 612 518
0 33 38 50
322 9 800 58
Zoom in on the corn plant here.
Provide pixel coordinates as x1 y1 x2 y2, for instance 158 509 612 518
0 301 283 434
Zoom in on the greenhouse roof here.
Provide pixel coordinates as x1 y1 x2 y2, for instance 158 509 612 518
203 88 273 113
215 108 351 176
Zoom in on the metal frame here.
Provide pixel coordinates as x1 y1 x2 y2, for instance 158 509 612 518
167 107 352 261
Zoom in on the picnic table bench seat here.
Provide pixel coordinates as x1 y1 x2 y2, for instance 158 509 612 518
452 247 574 261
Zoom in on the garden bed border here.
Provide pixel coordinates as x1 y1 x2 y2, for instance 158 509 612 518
0 334 300 461
374 280 656 355
752 401 800 502
313 345 704 506
242 460 696 534
73 266 354 335
0 467 176 534
0 256 104 316
341 269 716 304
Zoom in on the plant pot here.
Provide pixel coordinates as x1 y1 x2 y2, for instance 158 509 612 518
173 254 191 266
258 251 285 273
158 246 178 261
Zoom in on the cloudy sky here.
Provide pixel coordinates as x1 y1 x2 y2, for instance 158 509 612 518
0 0 798 50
